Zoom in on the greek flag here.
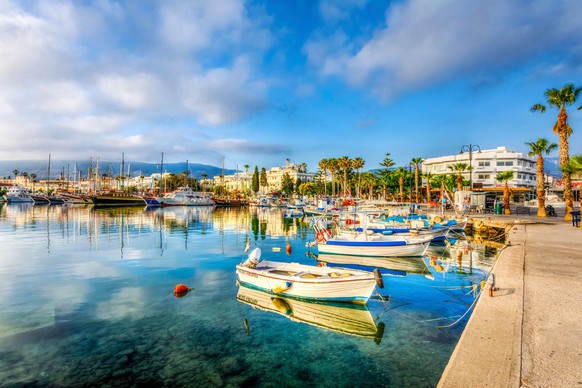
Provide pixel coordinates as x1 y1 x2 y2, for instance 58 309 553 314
309 216 317 229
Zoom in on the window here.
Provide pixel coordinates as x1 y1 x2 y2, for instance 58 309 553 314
478 161 490 167
496 161 514 167
477 174 490 179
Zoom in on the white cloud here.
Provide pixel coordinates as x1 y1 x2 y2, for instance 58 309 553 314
307 0 582 100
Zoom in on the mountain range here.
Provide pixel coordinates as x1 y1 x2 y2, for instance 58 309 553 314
0 160 236 180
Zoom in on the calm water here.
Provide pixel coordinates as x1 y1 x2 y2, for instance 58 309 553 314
0 203 497 387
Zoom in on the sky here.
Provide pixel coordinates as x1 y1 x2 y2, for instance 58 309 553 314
1 0 582 173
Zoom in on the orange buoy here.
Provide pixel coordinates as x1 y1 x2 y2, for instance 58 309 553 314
286 243 292 255
174 284 192 298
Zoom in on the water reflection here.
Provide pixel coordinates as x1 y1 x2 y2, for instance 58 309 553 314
237 285 384 342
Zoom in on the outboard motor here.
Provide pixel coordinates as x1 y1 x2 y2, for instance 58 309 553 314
243 248 262 268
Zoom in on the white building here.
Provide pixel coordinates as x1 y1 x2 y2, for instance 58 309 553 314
213 161 316 193
422 146 537 189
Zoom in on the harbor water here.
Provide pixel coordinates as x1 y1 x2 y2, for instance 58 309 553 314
0 204 498 387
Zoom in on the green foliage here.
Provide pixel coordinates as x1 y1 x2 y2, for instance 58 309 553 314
260 167 268 189
298 182 317 195
280 172 294 194
252 166 260 193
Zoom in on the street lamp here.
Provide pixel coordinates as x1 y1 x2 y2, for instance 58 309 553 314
460 144 481 189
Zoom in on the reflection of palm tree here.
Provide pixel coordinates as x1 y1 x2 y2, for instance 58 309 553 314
526 138 557 217
410 157 423 203
531 83 581 220
448 162 470 192
496 171 514 215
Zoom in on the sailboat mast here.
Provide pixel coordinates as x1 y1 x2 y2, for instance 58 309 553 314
160 152 164 195
47 154 51 193
185 159 189 186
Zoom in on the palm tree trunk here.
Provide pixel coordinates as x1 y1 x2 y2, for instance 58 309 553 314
504 182 511 215
558 111 573 220
536 155 547 217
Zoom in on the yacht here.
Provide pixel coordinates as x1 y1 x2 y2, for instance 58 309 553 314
4 186 34 203
157 187 214 206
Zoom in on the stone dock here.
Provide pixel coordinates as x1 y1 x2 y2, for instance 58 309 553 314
438 212 582 387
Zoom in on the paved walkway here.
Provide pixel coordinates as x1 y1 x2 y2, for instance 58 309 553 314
438 216 582 387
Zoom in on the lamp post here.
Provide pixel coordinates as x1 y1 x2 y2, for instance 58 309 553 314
460 144 481 190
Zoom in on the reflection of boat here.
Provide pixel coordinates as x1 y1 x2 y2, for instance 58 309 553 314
90 191 146 206
317 253 432 278
4 186 34 203
237 285 383 341
236 248 380 304
284 209 304 218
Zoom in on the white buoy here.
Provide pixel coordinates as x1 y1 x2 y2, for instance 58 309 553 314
243 248 262 268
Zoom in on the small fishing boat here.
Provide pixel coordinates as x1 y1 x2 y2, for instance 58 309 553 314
237 285 384 341
236 248 383 304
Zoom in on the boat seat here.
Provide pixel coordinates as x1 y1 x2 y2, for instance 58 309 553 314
269 270 297 276
329 272 351 278
299 273 322 278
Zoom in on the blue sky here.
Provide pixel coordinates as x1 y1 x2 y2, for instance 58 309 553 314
1 0 582 173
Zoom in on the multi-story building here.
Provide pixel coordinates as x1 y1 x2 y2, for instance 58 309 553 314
422 146 537 190
213 160 316 194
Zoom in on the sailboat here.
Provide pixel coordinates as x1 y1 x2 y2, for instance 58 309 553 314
90 153 146 207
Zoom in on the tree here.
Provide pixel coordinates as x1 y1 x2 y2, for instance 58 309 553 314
448 162 470 192
410 157 423 203
298 182 317 196
424 172 433 203
299 162 307 173
30 173 37 191
327 158 339 197
201 173 208 192
281 172 294 194
260 167 268 192
12 170 19 180
360 172 378 200
531 83 581 220
526 138 558 217
352 157 365 198
495 171 514 215
393 167 407 202
244 164 249 174
251 166 259 194
318 158 329 196
337 156 351 197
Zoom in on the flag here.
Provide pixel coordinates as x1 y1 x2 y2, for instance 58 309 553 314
309 216 317 229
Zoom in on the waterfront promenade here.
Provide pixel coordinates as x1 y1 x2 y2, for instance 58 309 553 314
438 212 582 387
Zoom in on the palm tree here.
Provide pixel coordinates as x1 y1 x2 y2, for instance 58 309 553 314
318 158 329 196
30 173 37 191
410 157 423 203
21 172 28 187
352 157 365 198
327 158 339 197
337 156 351 197
201 173 208 192
392 167 407 202
448 162 470 192
360 172 378 200
526 138 558 217
531 83 581 220
300 162 307 173
424 172 433 203
12 169 18 180
496 171 514 215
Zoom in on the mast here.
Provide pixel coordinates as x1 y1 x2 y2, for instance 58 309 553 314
185 160 189 186
120 153 125 191
96 157 99 192
159 152 164 195
47 154 51 193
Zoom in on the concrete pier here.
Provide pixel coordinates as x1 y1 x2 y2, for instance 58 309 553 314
438 215 582 387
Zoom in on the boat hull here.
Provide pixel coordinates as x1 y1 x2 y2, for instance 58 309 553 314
91 193 145 206
236 261 377 304
317 238 431 257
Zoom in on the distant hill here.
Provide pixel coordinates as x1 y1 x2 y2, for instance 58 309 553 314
0 160 236 180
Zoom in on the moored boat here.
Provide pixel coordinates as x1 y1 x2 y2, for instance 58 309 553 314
4 186 34 203
156 187 214 206
236 248 382 304
90 191 146 206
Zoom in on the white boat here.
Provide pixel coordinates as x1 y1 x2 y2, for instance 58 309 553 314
4 186 34 203
157 187 214 206
237 285 383 341
236 248 382 304
309 213 433 257
317 253 433 278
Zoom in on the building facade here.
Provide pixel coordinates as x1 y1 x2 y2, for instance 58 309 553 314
422 146 537 189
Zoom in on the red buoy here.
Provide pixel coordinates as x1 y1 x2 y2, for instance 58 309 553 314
286 243 292 255
174 284 191 298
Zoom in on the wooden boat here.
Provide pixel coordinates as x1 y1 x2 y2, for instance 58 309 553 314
90 191 146 206
237 285 384 341
236 248 382 304
213 197 246 207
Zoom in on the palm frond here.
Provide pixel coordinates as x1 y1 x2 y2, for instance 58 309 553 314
530 103 546 113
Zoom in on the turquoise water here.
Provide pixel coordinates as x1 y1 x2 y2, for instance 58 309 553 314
0 204 496 387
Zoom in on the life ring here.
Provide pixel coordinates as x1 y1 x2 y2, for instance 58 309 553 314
316 232 326 243
346 219 354 225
